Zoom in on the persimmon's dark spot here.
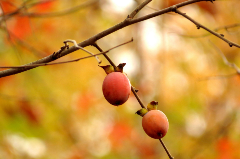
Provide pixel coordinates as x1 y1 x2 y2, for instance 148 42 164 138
157 132 163 138
113 100 123 106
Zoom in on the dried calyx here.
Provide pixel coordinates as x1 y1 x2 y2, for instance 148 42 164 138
99 63 126 74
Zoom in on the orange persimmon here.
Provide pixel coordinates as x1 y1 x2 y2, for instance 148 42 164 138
142 110 169 139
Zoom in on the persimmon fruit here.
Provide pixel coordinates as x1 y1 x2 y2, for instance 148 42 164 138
142 110 169 139
102 72 131 106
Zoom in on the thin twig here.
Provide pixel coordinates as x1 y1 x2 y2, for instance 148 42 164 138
92 43 117 70
198 41 240 81
0 0 34 21
128 0 214 24
209 40 240 73
128 0 152 19
133 3 240 39
159 139 174 159
0 0 97 25
0 27 45 57
0 3 11 40
64 39 101 64
0 39 133 69
174 9 240 48
92 42 146 109
24 0 99 18
198 73 237 81
179 23 240 38
131 86 146 109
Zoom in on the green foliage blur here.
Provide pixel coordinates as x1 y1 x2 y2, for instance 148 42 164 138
0 0 240 158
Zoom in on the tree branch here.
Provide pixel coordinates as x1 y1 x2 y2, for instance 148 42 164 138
92 43 117 70
174 9 240 48
178 23 240 38
128 0 152 19
0 0 218 78
209 40 240 73
0 39 133 69
159 139 174 159
198 40 240 81
23 0 99 18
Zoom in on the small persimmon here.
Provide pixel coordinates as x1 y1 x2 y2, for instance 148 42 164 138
102 72 131 106
142 110 169 139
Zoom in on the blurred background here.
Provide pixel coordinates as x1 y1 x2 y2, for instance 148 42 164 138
0 0 240 158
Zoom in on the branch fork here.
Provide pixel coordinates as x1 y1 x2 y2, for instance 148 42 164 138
64 39 102 64
171 5 178 12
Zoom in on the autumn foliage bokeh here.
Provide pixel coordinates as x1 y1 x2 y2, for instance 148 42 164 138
0 0 240 158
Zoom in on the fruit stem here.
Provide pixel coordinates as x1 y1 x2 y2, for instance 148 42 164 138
92 43 117 71
131 86 146 109
93 43 146 109
94 43 173 158
159 139 174 159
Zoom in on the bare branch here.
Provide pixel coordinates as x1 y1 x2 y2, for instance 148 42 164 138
159 139 174 159
131 86 146 109
209 40 240 73
92 43 117 71
179 23 240 38
0 39 133 69
23 0 99 18
198 41 240 81
0 0 221 78
0 0 97 22
198 73 237 81
0 26 45 57
128 0 152 19
0 1 34 20
64 39 101 64
174 9 240 48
